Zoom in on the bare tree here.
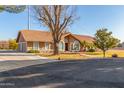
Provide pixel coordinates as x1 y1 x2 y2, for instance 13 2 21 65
33 5 77 55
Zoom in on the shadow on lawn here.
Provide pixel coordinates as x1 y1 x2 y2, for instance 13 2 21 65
0 59 124 88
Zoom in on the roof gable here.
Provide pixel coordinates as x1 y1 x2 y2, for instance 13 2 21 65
72 34 94 43
17 30 53 42
16 31 26 42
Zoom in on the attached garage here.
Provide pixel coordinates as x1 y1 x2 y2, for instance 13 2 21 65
18 42 27 52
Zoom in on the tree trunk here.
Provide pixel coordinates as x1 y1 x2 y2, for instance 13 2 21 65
53 41 59 55
103 50 106 58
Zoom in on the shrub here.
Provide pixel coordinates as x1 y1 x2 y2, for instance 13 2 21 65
112 54 118 58
87 48 95 52
58 57 61 60
27 50 40 53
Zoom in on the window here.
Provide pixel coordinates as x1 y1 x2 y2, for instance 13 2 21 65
33 42 39 50
73 40 80 51
59 41 64 51
45 42 49 50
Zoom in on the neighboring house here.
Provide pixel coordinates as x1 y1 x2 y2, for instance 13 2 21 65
113 42 124 50
0 41 9 49
16 30 94 52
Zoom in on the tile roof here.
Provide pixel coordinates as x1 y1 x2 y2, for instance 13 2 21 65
17 30 94 43
72 34 94 43
19 30 53 42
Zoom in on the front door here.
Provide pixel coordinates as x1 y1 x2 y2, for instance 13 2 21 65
65 43 68 51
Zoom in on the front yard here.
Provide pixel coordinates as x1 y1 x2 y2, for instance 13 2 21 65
38 50 124 60
39 53 88 60
0 50 124 88
85 50 124 57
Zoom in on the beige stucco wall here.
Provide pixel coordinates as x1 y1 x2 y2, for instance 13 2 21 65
27 42 33 50
49 43 53 51
17 33 27 52
18 34 25 42
25 35 81 52
39 42 44 49
27 42 54 51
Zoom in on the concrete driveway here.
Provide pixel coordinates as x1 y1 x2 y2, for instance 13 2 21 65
0 52 57 72
0 57 124 88
0 53 44 61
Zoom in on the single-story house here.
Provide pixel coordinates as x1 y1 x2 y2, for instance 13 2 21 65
122 42 124 48
16 30 94 52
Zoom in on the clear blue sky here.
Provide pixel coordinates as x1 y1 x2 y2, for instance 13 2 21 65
0 5 124 42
